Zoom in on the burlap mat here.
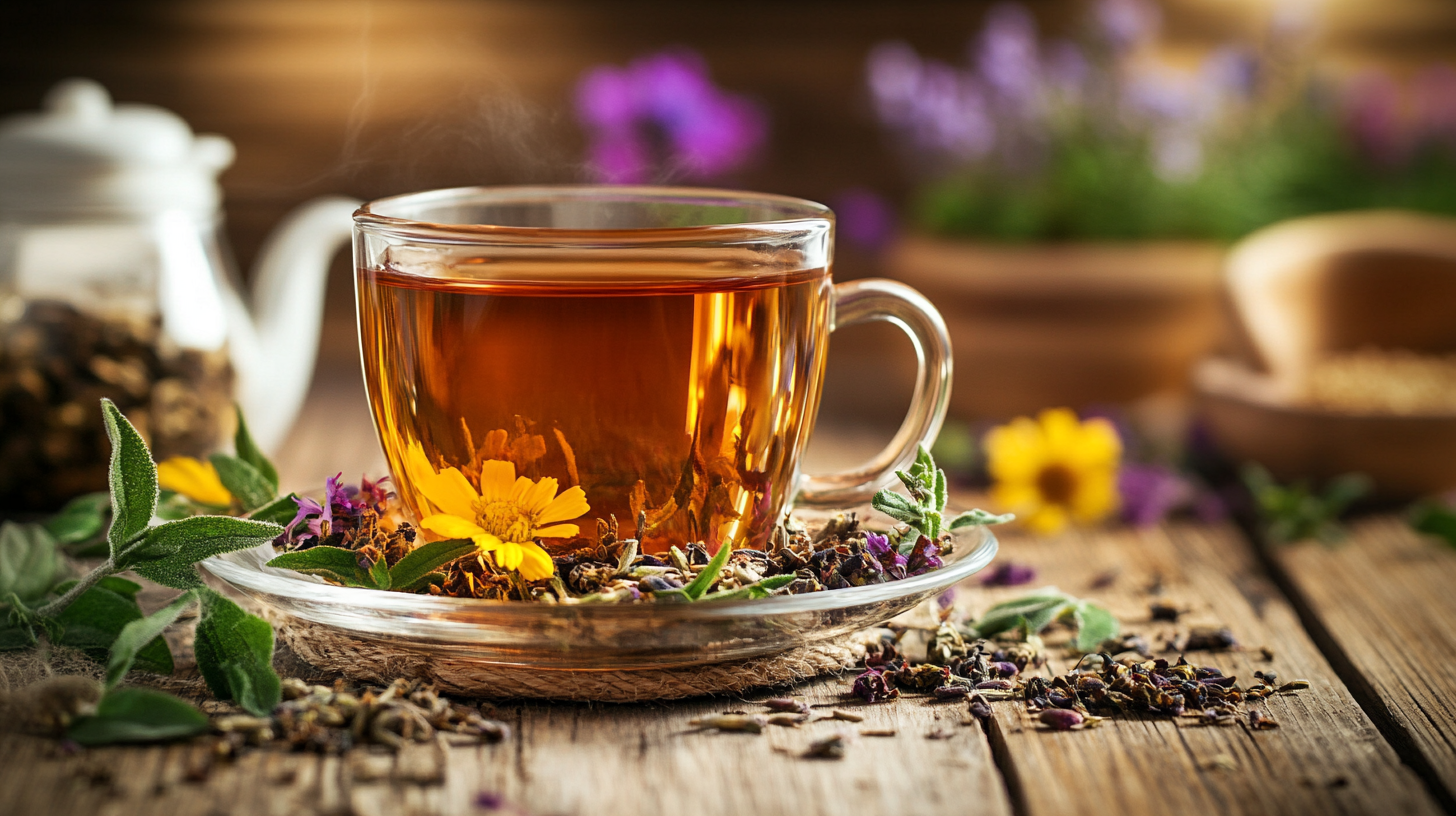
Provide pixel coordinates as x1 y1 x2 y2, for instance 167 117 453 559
278 616 875 702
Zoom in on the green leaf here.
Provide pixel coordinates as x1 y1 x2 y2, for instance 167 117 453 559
389 539 474 591
949 509 1016 530
53 581 172 674
0 522 62 603
1411 502 1456 549
871 489 918 513
233 408 279 493
45 492 111 545
933 468 948 515
209 454 275 512
699 574 796 602
194 588 280 716
266 546 370 586
123 516 283 589
67 687 208 745
1072 601 1120 653
248 493 301 525
105 591 194 688
0 625 36 650
682 539 732 600
972 590 1073 638
367 557 391 590
100 399 158 560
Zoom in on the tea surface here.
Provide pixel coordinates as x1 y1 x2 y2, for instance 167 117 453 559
358 262 832 552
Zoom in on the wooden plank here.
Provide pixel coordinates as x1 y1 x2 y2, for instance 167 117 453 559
0 675 1013 816
974 522 1441 816
1266 515 1456 811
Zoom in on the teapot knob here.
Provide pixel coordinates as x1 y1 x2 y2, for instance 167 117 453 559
43 78 111 124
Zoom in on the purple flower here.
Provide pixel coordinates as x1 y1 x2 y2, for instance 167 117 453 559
473 791 506 811
864 531 909 578
1094 0 1160 52
574 48 767 184
905 535 944 576
832 188 896 251
1118 463 1192 527
1043 40 1089 96
980 562 1037 587
975 4 1041 104
936 587 958 610
279 473 394 549
1344 71 1405 168
851 668 900 703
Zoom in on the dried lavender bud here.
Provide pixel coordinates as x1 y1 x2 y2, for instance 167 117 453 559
990 661 1019 678
1248 709 1279 730
1277 680 1310 692
689 714 766 733
975 679 1014 691
926 728 954 740
1038 709 1084 730
851 669 899 703
894 663 951 692
830 709 864 723
859 728 897 737
1253 670 1277 685
932 685 970 700
1149 601 1181 621
967 695 993 722
1178 626 1238 652
763 697 811 715
804 733 848 759
765 713 809 727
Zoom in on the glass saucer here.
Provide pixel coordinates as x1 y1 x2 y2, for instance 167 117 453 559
201 526 998 670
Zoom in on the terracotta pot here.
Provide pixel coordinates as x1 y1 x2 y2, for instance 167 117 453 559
887 235 1225 420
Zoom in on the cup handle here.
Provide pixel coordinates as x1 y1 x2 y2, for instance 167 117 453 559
796 278 953 507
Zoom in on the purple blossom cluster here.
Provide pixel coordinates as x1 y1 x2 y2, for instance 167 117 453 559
574 49 768 184
866 0 1258 182
803 530 943 590
281 473 392 549
1343 66 1456 168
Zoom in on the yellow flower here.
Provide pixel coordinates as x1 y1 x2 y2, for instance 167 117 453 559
984 408 1121 535
410 448 588 581
156 456 233 507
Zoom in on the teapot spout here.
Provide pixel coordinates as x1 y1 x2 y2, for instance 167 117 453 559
233 196 360 453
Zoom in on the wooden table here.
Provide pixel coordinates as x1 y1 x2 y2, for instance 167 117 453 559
3 369 1455 816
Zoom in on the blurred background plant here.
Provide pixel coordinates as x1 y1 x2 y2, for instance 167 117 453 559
867 0 1456 242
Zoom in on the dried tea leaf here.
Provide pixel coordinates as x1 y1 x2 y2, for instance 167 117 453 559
67 687 208 745
194 588 280 717
0 522 62 603
124 516 284 589
209 453 275 511
105 590 194 688
101 398 158 559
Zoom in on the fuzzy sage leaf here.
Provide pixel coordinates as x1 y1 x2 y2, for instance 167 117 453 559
67 687 209 746
232 408 279 494
248 493 302 525
194 588 280 716
123 516 284 589
1072 600 1120 652
0 522 62 604
209 453 276 512
971 587 1120 655
105 591 195 688
101 399 157 560
266 546 372 587
44 492 110 546
388 539 475 592
872 444 1012 552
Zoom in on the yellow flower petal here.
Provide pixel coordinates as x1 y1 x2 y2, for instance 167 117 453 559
420 513 486 539
157 457 233 507
478 460 516 501
516 542 555 580
533 523 579 539
538 486 590 525
1025 504 1070 535
419 467 479 520
984 408 1122 534
493 540 524 571
472 532 503 552
521 477 559 514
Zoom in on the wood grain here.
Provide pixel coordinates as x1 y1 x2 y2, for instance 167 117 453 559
1267 516 1456 810
975 521 1441 816
0 676 1014 816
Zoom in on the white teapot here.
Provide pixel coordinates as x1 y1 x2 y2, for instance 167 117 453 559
0 78 357 480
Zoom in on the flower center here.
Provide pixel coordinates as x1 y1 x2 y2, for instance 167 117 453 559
1035 462 1079 506
473 498 536 543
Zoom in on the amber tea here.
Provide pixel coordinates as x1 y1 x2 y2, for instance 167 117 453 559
354 186 950 567
359 261 832 551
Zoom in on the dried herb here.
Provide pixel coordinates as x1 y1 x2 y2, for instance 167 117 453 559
871 445 1013 552
1242 463 1370 545
804 733 849 759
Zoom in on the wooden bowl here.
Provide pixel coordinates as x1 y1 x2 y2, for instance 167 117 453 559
1196 210 1456 497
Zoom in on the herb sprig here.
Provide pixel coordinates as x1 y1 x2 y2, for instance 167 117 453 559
1242 463 1370 545
0 399 287 743
969 588 1120 653
871 445 1013 552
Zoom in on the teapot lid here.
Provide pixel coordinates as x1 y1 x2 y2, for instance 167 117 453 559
0 79 234 217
